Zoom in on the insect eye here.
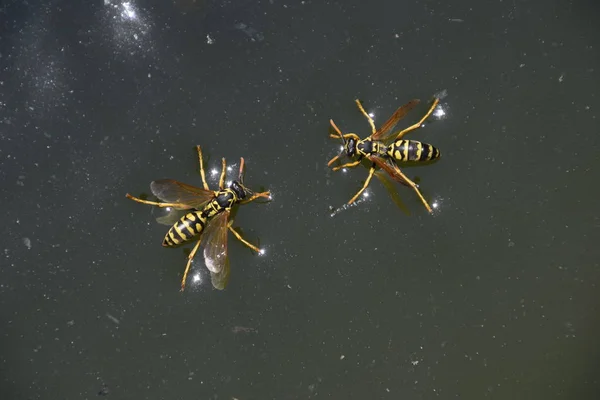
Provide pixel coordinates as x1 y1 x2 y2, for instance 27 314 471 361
346 139 356 156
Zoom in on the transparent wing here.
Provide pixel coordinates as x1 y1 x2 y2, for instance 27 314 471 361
154 208 188 226
370 156 411 187
374 170 410 214
210 257 230 290
200 210 230 276
150 179 214 210
371 99 420 142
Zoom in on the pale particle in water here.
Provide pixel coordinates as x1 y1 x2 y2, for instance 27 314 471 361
106 313 120 324
23 238 32 249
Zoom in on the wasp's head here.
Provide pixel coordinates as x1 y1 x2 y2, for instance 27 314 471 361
344 137 357 157
230 180 248 200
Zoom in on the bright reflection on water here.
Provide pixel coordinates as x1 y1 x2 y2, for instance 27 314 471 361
102 0 154 55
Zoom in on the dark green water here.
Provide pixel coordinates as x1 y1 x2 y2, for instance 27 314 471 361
1 0 599 398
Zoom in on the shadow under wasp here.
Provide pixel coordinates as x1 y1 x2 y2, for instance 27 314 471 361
126 145 270 291
328 96 442 213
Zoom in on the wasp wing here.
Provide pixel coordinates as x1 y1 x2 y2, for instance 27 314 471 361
154 208 188 226
374 170 410 214
371 99 420 142
369 156 411 187
200 210 230 289
210 256 230 290
150 179 214 210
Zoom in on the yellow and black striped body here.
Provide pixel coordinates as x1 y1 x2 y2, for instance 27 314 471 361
162 188 239 247
386 139 441 163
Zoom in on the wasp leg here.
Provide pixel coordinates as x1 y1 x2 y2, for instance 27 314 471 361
228 222 261 253
327 153 343 167
390 164 432 213
329 133 361 140
240 191 270 204
354 99 376 135
393 97 440 140
196 145 209 190
180 239 202 291
348 166 376 204
219 158 227 190
332 159 361 171
125 194 185 209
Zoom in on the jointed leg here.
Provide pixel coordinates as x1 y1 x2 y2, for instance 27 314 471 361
354 99 376 134
125 194 184 209
390 164 432 213
348 166 376 204
327 153 342 167
180 239 202 291
332 159 361 171
394 97 440 140
219 158 227 190
228 222 261 253
240 191 271 204
196 145 209 190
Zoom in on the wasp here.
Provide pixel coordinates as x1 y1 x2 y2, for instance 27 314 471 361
328 96 442 212
126 145 270 291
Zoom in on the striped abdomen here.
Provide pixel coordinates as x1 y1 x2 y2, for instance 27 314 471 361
162 210 209 247
387 139 440 162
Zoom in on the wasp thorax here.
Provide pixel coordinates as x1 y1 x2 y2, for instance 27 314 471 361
357 139 375 155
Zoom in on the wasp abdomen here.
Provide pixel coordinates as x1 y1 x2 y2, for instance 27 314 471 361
388 140 441 162
162 210 207 247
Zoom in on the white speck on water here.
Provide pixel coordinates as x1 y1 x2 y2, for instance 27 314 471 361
23 237 32 249
106 313 120 324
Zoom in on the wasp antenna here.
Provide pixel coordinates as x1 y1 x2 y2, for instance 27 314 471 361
330 119 343 137
238 157 246 182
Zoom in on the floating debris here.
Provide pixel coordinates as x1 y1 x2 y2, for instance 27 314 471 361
98 383 109 396
232 326 258 334
235 22 264 42
23 237 32 250
106 313 120 324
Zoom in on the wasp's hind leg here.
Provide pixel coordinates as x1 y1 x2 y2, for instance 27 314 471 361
394 97 440 140
125 194 184 208
390 164 433 213
180 239 202 291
